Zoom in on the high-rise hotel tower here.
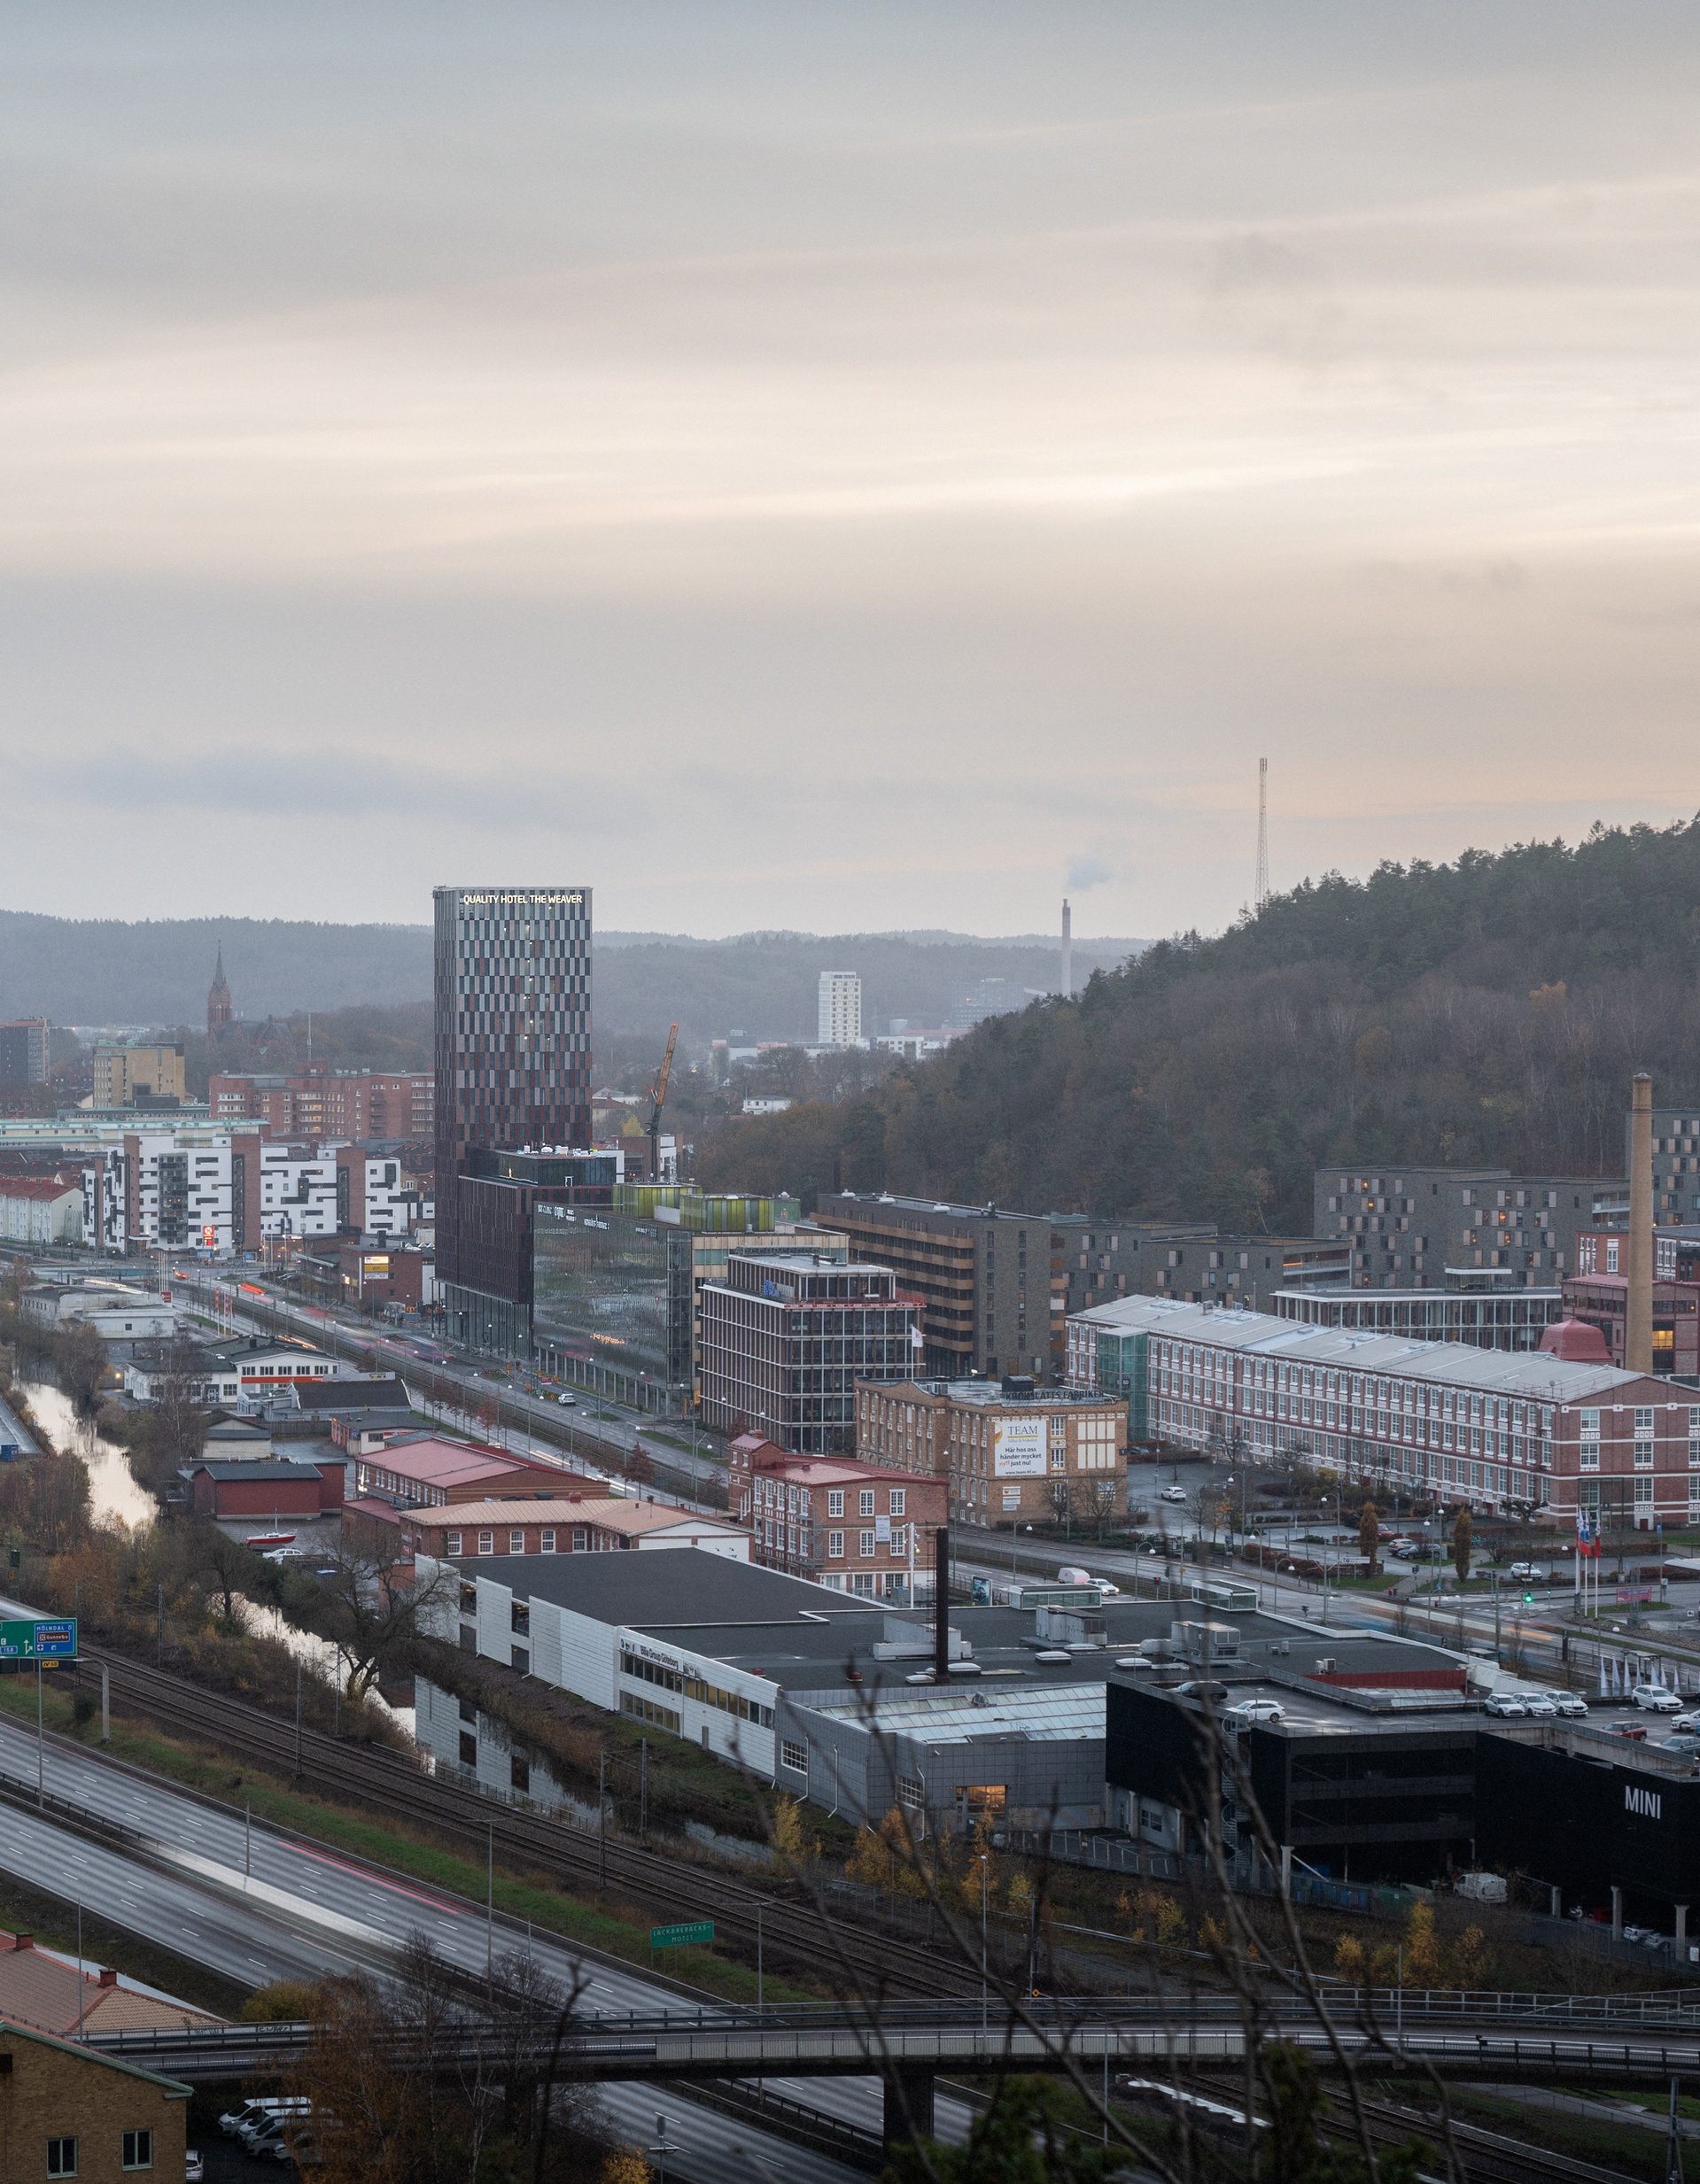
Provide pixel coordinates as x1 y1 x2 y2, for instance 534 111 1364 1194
433 886 602 1356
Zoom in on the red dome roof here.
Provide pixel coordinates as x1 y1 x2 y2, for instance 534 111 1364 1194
1539 1318 1612 1364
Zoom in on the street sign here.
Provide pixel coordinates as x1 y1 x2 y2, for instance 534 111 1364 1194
0 1619 75 1660
649 1922 712 1951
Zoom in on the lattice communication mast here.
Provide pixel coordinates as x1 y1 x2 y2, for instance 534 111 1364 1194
1254 756 1269 911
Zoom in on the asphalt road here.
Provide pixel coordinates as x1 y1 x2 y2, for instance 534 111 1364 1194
0 1712 967 2181
181 1274 731 1509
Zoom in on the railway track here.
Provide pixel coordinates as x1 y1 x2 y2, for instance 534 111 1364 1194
1355 2095 1648 2184
75 1648 974 2000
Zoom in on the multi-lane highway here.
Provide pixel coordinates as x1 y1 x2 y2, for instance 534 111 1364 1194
0 1708 962 2181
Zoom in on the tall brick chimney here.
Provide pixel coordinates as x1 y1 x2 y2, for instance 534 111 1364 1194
1628 1072 1653 1375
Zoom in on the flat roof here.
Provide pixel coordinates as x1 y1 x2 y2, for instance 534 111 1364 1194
1073 1295 1650 1401
454 1546 883 1628
431 1497 737 1535
294 1377 407 1408
191 1461 330 1483
887 1378 1124 1409
1122 1673 1479 1739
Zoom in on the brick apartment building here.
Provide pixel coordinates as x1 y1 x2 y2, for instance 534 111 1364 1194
208 1062 433 1139
1316 1167 1629 1288
727 1433 946 1594
855 1375 1129 1526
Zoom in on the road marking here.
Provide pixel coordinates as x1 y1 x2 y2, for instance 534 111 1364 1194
282 1839 462 1914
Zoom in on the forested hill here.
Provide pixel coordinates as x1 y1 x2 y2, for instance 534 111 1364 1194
695 819 1700 1234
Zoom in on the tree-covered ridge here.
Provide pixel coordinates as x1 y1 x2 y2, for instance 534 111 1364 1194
695 817 1700 1232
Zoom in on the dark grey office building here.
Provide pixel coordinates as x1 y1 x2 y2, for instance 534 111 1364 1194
433 887 594 1357
1316 1166 1627 1289
0 1019 48 1087
1641 1108 1700 1224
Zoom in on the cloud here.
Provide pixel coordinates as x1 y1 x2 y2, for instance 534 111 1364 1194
1067 856 1113 893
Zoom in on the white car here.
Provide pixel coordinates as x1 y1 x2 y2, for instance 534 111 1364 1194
1672 1712 1700 1735
1160 1486 1188 1505
1227 1697 1286 1724
1633 1684 1683 1713
1553 1693 1590 1719
1482 1692 1528 1718
1519 1692 1558 1719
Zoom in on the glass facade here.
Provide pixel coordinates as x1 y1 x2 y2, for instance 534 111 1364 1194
533 1205 681 1408
532 1191 831 1413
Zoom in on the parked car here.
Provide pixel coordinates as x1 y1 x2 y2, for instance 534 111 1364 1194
1634 1684 1683 1713
1507 1562 1550 1581
186 2155 204 2184
1226 1697 1286 1723
1174 1680 1230 1703
1672 1712 1700 1734
1606 1721 1649 1741
221 2104 288 2141
1160 1485 1188 1505
1553 1693 1590 1718
1388 1542 1420 1561
1519 1692 1559 1718
1482 1692 1529 1718
1657 1733 1700 1754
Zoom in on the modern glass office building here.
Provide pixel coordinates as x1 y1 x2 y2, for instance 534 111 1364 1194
433 886 594 1357
532 1184 836 1414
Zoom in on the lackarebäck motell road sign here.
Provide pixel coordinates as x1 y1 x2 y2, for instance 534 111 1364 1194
0 1619 76 1659
649 1922 713 1951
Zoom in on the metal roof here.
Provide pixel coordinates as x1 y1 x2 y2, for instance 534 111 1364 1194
1073 1295 1657 1405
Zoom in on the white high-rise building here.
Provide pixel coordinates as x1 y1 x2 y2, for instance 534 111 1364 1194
818 971 862 1048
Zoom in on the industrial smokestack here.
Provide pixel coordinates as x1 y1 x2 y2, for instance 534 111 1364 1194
934 1525 951 1681
1060 899 1073 999
1629 1073 1653 1375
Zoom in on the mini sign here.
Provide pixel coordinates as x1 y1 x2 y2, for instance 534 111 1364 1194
649 1921 713 1951
0 1619 76 1660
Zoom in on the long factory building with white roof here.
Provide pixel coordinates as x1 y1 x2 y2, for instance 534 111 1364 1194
1070 1294 1692 1528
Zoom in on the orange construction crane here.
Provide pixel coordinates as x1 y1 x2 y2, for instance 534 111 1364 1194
648 1022 679 1180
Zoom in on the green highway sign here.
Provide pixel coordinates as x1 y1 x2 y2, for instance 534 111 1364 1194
649 1921 713 1951
0 1618 76 1661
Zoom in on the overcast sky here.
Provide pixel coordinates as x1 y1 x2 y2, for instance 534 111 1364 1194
5 4 1699 940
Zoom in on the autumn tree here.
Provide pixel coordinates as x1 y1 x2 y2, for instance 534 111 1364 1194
304 1539 458 1700
1452 1506 1473 1587
1358 1499 1379 1576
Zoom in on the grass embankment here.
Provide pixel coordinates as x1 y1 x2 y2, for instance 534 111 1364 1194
0 1669 814 2007
1415 2084 1700 2182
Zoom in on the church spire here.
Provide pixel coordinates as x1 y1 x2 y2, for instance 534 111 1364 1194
207 941 233 1040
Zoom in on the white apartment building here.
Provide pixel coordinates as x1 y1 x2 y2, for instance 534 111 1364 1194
817 971 862 1049
260 1145 338 1239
